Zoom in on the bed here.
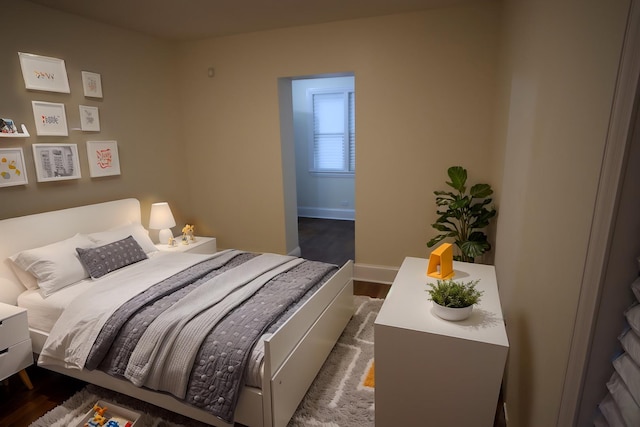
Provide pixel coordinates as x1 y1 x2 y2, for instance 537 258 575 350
0 198 354 427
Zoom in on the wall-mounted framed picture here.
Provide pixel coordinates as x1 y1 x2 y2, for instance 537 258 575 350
0 148 28 187
32 101 68 136
81 71 103 98
18 52 70 93
87 140 120 177
79 105 100 132
32 144 81 182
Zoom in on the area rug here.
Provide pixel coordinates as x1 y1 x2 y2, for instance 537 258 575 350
30 296 381 427
288 295 379 427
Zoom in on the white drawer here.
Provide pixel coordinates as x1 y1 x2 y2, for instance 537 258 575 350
0 309 29 348
0 339 33 381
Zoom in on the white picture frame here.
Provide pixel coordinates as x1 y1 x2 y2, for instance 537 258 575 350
0 148 28 187
79 105 100 132
32 101 68 136
82 71 103 98
18 52 70 93
86 140 120 177
32 144 81 182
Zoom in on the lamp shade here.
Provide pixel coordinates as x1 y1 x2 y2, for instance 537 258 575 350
149 202 176 244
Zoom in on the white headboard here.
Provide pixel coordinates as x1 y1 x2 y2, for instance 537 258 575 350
0 198 142 305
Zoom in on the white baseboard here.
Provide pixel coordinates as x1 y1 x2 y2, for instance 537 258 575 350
353 263 399 285
288 246 302 257
298 207 355 221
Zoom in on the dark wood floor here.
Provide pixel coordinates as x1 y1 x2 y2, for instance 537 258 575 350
0 365 85 426
298 216 355 267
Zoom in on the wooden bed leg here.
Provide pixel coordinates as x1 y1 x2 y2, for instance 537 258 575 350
18 369 33 390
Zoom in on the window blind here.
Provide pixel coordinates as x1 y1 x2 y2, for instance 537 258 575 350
310 89 355 173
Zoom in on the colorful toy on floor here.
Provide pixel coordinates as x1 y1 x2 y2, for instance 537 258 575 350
84 404 132 427
93 404 107 417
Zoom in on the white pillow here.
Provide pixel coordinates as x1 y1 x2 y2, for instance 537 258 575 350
88 223 157 254
9 233 94 297
8 260 39 290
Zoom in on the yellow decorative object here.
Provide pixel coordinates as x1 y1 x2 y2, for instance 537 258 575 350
427 243 455 279
181 224 195 243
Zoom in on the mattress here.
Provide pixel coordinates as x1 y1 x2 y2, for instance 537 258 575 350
16 251 274 388
17 277 95 332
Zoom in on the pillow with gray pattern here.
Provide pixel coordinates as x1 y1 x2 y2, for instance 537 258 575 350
77 235 148 279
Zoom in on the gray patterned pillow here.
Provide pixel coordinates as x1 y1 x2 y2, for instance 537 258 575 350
76 235 148 279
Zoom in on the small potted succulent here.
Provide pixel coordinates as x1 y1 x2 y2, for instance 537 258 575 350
426 278 483 321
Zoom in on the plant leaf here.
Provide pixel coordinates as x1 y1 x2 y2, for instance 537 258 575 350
450 195 470 210
460 232 491 258
427 235 447 247
446 166 467 193
468 209 497 229
434 190 456 197
470 183 493 198
432 223 454 232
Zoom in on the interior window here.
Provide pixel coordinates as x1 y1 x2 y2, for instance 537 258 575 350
309 88 355 174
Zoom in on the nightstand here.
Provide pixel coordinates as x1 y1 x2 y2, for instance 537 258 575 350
375 257 508 427
0 303 33 390
155 236 217 255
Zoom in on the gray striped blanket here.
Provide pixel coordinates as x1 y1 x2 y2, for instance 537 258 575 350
84 251 336 422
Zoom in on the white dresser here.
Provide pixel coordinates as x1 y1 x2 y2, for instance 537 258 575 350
374 257 509 427
0 303 33 388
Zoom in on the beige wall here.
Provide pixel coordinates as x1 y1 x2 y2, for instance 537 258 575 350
177 3 502 258
0 0 190 240
494 0 630 426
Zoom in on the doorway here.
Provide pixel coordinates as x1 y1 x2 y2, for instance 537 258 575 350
285 75 356 264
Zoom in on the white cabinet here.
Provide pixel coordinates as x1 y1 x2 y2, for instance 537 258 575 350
155 236 217 255
374 257 509 427
0 303 33 388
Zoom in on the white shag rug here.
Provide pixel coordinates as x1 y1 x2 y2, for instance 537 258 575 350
287 295 379 427
30 296 381 427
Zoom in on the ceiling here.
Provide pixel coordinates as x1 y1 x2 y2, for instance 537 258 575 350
27 0 481 41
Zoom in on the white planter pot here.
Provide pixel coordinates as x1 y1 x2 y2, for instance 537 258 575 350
432 303 473 321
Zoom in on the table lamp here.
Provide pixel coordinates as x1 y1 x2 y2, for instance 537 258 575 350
149 202 176 244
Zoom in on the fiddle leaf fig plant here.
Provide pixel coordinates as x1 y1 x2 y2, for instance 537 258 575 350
427 166 496 262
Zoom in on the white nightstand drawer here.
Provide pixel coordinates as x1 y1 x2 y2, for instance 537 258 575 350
0 339 33 381
0 309 29 348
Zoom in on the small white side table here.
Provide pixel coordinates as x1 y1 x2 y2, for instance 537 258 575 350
155 236 217 255
374 257 509 427
0 303 33 390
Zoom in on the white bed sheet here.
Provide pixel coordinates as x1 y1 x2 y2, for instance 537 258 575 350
18 250 265 387
17 277 95 332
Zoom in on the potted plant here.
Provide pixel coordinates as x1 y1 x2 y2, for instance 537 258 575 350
427 166 497 263
426 278 483 321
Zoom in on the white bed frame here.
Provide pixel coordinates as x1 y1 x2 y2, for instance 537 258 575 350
0 199 354 427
